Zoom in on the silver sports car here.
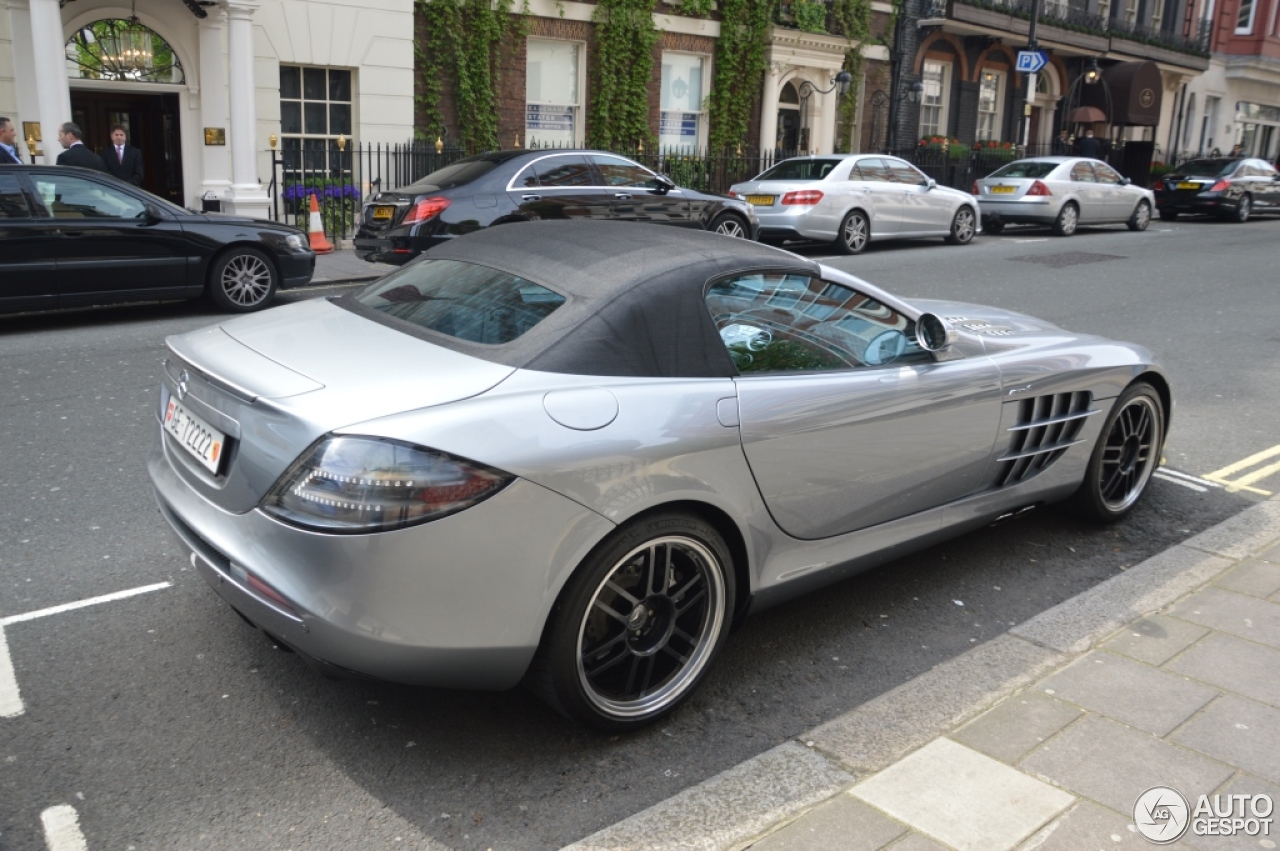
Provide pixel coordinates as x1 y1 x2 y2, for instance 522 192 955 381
148 220 1170 730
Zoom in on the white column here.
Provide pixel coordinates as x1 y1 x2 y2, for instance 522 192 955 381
198 11 232 203
819 86 838 155
28 0 71 163
224 0 269 218
760 70 781 155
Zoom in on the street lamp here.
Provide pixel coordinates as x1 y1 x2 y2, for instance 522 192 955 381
797 70 854 104
901 81 925 104
1084 57 1102 85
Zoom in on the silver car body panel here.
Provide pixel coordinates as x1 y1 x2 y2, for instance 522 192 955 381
730 155 979 242
976 157 1155 226
149 263 1168 689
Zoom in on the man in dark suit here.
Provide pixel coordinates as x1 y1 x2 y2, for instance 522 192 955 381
55 122 108 172
101 124 144 186
0 116 22 164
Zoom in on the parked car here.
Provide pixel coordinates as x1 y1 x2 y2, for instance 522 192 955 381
1152 157 1280 222
973 157 1155 236
0 164 314 315
150 220 1170 731
728 154 980 254
353 149 758 264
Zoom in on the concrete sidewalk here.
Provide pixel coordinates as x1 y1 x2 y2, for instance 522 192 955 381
567 495 1280 851
310 248 395 286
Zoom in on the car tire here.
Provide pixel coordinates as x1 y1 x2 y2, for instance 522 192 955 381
1232 194 1252 223
983 219 1005 235
528 512 735 732
207 247 278 313
710 214 748 239
1051 202 1079 237
1158 209 1178 221
945 206 977 245
1127 200 1151 232
833 210 870 255
1064 382 1165 523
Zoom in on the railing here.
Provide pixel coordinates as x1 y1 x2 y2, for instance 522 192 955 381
950 0 1211 56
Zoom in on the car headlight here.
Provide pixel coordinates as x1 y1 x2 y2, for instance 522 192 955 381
262 436 513 533
285 233 306 250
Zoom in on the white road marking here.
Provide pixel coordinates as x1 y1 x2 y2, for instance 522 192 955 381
1012 238 1050 243
41 805 89 851
1154 472 1207 492
0 582 172 627
0 627 22 718
1156 467 1223 488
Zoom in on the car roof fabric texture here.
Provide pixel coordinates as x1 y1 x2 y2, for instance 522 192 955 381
337 220 820 379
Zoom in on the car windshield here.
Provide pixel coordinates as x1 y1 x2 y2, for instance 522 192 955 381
402 158 501 191
754 159 846 181
354 258 565 345
987 161 1059 179
1170 159 1239 177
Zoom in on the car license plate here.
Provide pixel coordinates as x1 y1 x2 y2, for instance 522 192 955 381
164 397 226 474
372 205 396 221
746 195 775 206
1176 181 1200 190
990 185 1016 194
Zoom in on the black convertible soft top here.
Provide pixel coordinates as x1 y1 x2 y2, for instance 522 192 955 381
337 219 820 379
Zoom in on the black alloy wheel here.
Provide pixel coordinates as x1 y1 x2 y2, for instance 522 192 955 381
1232 194 1252 223
1127 200 1151 232
208 247 278 312
946 207 977 245
1065 382 1165 522
834 210 870 254
711 214 748 238
530 513 734 731
1052 202 1079 236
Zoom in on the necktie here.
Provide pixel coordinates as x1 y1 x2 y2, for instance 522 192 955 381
117 147 124 163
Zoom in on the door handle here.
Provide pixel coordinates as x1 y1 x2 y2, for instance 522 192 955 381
58 230 85 238
521 194 541 202
614 193 633 200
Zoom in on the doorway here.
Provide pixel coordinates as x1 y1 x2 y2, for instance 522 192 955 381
69 90 184 204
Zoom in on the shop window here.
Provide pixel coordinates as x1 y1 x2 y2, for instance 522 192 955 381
660 53 707 151
526 39 582 147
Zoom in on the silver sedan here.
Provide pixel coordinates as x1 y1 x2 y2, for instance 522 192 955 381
974 156 1155 236
729 154 980 254
148 220 1169 731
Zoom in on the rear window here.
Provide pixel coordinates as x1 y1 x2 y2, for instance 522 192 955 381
403 159 500 192
1170 159 1239 177
987 161 1059 179
354 259 565 345
754 159 846 181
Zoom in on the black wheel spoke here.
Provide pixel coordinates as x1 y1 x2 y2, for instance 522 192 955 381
605 580 639 606
675 586 707 616
661 644 690 665
592 598 630 625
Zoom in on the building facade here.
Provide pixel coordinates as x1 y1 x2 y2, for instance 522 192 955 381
0 0 414 216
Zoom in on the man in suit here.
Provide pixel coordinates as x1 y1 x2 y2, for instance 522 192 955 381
0 116 22 164
55 122 108 172
101 124 144 186
1075 128 1103 159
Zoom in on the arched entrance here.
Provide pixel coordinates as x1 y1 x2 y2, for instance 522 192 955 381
65 18 186 203
778 81 802 154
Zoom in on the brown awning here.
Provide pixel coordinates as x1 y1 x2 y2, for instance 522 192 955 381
1103 60 1163 126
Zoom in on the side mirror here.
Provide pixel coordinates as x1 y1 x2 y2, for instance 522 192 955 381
916 312 956 352
651 174 676 194
1120 176 1132 186
925 178 938 190
144 203 167 225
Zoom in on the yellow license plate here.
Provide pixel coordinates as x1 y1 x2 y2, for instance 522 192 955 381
746 195 775 206
1176 182 1200 190
990 185 1016 194
373 205 395 220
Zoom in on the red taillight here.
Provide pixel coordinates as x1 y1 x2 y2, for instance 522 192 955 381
1209 180 1229 192
781 189 824 205
972 181 980 195
1026 180 1052 197
403 196 450 224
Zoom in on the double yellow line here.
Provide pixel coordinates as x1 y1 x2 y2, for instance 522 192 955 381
1204 445 1280 495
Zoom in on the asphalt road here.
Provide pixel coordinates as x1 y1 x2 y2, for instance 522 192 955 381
1 216 1276 850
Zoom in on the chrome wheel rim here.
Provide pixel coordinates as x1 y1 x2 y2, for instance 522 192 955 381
1099 395 1160 512
576 536 726 719
953 209 975 242
1238 197 1250 221
1059 205 1078 234
843 214 868 251
1134 202 1150 230
220 254 273 307
715 219 746 238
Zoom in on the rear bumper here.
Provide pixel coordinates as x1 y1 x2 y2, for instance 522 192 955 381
1154 192 1232 215
979 197 1058 225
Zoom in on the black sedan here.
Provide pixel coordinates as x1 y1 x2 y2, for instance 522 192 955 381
354 149 760 264
1153 157 1280 222
0 164 315 315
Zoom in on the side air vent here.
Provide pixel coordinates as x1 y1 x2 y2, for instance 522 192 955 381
995 391 1097 487
943 317 1016 336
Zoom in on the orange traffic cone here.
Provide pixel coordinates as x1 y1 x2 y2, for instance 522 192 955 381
307 192 334 254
